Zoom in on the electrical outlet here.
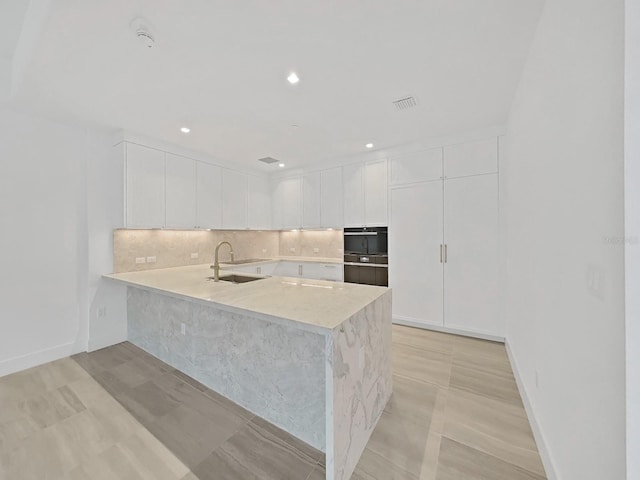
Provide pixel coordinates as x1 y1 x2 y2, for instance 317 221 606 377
191 252 198 259
97 306 107 318
289 247 295 253
586 263 605 300
313 248 320 253
262 248 267 253
135 257 146 264
146 256 157 263
181 323 186 335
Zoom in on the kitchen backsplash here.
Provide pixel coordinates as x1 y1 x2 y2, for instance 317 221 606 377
113 229 343 273
278 229 343 258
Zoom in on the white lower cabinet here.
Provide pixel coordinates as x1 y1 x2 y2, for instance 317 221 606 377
308 263 343 282
273 261 302 277
230 262 278 276
265 261 344 281
390 173 501 337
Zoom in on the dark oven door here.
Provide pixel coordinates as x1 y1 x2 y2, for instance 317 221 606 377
344 254 388 286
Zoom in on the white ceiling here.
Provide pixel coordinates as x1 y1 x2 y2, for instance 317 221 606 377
10 0 544 171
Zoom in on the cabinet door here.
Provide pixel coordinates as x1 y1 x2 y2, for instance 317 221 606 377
273 261 301 277
165 153 197 228
222 169 247 229
321 167 343 227
272 176 301 230
443 174 501 335
248 175 271 229
365 160 388 226
389 182 444 326
255 262 278 276
302 172 321 228
444 137 498 179
125 143 165 228
390 148 442 185
196 162 222 229
343 163 365 227
320 263 343 282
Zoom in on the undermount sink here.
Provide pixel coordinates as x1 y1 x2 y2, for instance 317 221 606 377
223 258 269 265
207 274 266 284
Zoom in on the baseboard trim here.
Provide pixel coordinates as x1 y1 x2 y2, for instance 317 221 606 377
392 317 505 343
0 342 76 378
505 339 558 480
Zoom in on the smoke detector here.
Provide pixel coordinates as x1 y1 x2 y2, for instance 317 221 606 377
130 17 155 48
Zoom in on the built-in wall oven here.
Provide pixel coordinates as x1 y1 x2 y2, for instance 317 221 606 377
343 227 388 286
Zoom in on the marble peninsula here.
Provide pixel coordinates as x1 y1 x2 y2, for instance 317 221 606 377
105 263 392 480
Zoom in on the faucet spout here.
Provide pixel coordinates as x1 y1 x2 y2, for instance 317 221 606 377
212 241 234 282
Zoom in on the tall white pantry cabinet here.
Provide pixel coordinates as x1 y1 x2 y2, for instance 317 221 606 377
389 137 503 338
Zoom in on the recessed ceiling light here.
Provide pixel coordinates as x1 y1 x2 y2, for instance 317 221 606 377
180 127 191 133
365 143 374 149
287 72 300 84
278 163 286 168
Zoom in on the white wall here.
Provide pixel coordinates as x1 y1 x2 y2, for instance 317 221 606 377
626 0 640 477
0 106 89 374
0 105 125 375
503 0 626 478
86 133 127 351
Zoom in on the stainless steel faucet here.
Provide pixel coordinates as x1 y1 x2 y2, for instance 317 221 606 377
211 241 234 281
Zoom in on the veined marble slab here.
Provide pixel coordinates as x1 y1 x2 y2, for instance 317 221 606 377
111 265 392 480
128 288 326 449
105 264 387 333
328 290 393 480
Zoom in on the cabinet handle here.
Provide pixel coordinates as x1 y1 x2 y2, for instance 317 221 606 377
440 244 443 263
444 244 448 263
298 265 303 276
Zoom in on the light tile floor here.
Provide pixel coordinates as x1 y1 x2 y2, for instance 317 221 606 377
0 325 546 479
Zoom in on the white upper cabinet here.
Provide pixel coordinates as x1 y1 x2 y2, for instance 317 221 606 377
196 162 222 229
125 143 165 228
248 174 271 230
444 138 498 179
272 176 302 230
390 148 443 185
343 163 365 227
165 153 197 228
343 160 388 227
364 159 388 226
221 169 248 229
320 167 343 228
302 172 322 228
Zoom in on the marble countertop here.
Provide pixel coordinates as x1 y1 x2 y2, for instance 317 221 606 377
104 264 387 333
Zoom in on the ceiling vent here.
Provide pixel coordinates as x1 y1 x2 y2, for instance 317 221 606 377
392 96 418 111
258 156 280 165
130 17 155 48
